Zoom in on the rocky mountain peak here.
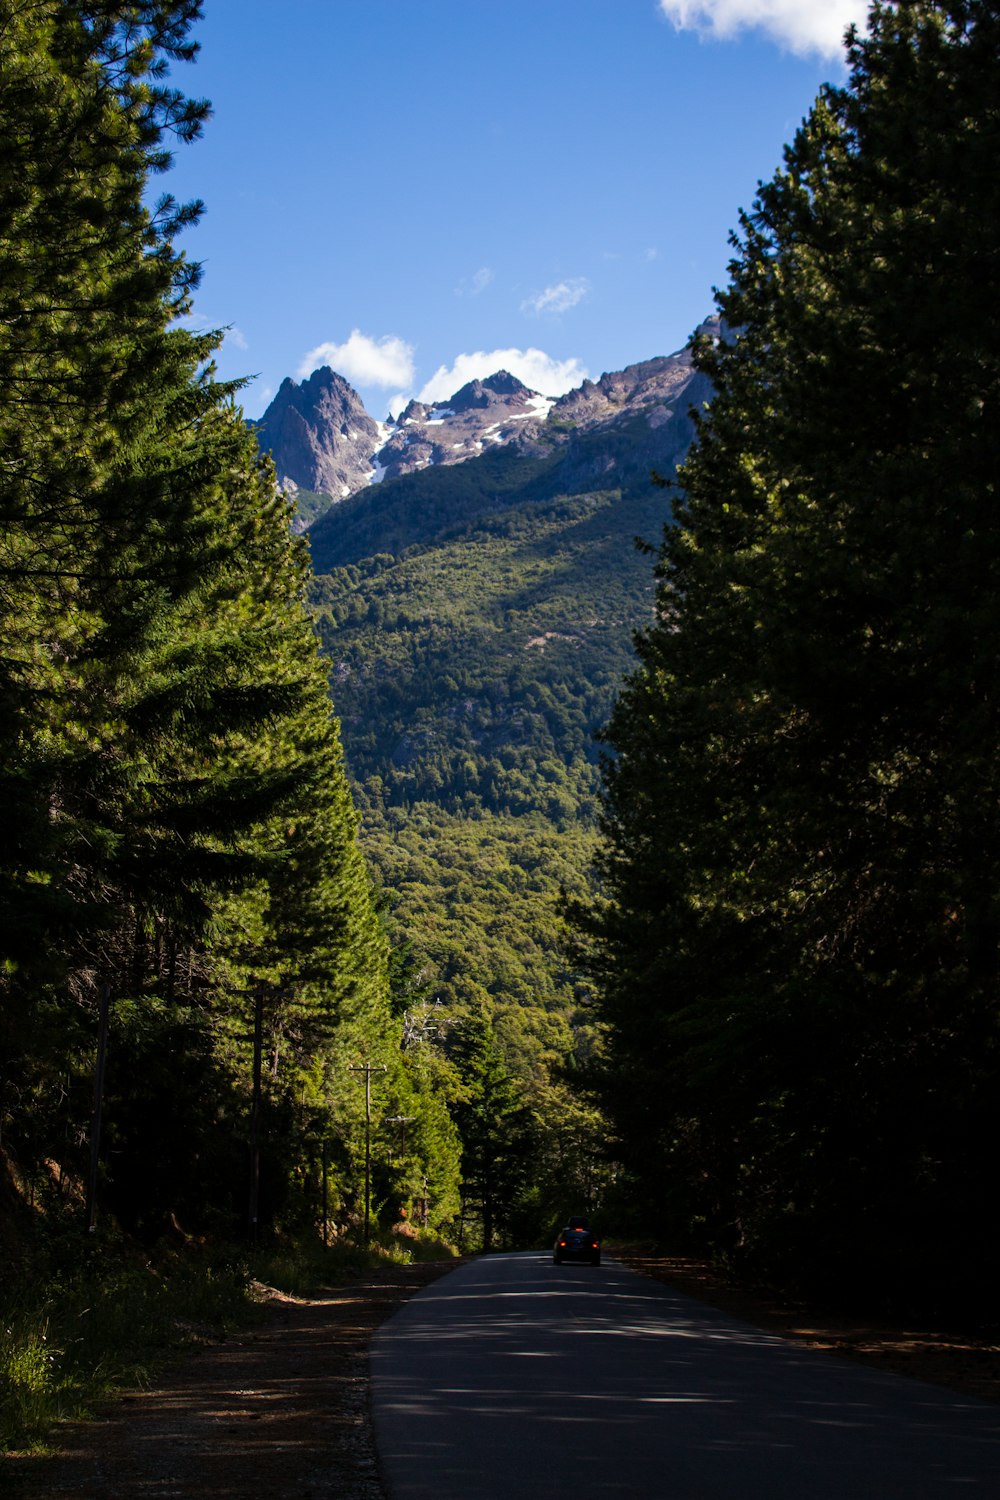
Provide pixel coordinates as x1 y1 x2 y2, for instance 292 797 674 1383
368 368 553 484
448 370 532 411
252 321 718 529
397 399 430 424
547 327 714 437
251 367 383 525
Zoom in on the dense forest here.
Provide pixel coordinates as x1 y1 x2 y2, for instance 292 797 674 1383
305 460 694 1230
575 0 1000 1310
299 332 708 1241
5 0 999 1341
0 0 466 1255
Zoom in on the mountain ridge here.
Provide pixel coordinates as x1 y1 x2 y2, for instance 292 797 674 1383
283 319 725 1170
301 321 718 1054
252 320 718 533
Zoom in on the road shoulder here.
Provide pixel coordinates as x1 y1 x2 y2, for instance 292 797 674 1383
5 1259 458 1499
612 1245 1000 1407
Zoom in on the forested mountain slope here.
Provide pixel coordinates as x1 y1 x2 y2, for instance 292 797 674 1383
306 342 710 1079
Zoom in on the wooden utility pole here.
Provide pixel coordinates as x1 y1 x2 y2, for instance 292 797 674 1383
248 986 264 1242
321 1138 330 1247
349 1063 386 1246
85 983 111 1235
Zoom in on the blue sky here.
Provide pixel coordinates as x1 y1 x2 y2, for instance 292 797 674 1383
164 0 870 420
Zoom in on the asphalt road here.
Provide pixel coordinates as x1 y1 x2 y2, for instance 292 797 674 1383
371 1251 1000 1499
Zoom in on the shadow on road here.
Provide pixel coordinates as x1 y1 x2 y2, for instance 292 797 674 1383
373 1253 1000 1499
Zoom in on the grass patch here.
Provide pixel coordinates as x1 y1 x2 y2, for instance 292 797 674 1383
2 1224 458 1452
1 1242 258 1454
251 1226 459 1299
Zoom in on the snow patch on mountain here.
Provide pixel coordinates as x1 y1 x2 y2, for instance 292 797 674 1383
252 323 720 528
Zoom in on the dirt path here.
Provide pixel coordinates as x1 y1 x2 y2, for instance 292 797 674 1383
5 1261 455 1500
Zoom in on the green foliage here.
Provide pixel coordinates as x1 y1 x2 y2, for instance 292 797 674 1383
307 447 564 572
337 804 607 1243
363 805 594 1012
304 411 685 1245
247 1231 457 1301
577 0 1000 1305
0 1 434 1250
288 488 339 531
0 1221 456 1453
447 1007 534 1252
306 478 668 1047
309 486 664 821
1 1242 257 1452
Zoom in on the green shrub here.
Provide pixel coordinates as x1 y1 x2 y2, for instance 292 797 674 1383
0 1252 257 1453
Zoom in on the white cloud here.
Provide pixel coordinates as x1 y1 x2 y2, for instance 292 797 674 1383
657 0 868 59
521 278 591 316
225 325 249 351
414 348 590 405
456 265 495 296
298 329 415 388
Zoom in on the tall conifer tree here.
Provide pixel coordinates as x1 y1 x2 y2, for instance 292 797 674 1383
581 1 1000 1297
0 2 392 1234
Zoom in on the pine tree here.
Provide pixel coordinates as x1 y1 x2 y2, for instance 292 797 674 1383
0 3 393 1235
449 1008 533 1251
581 1 1000 1298
1 2 206 968
1 0 216 1195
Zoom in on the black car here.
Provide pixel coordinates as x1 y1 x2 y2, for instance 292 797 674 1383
553 1215 601 1265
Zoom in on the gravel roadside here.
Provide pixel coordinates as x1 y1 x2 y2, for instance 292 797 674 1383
613 1247 1000 1408
5 1260 458 1500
